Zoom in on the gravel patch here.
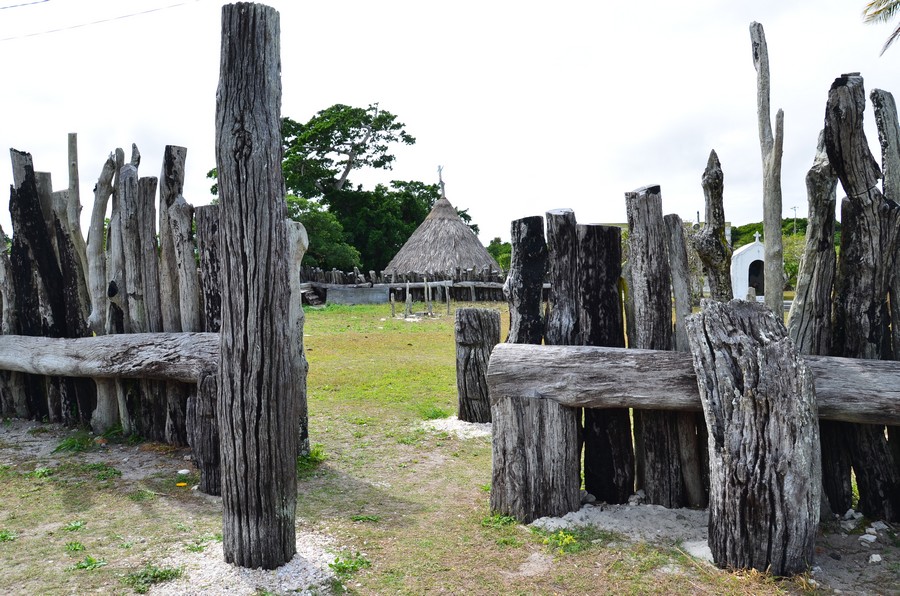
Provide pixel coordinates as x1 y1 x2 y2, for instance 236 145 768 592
423 416 491 439
149 531 337 595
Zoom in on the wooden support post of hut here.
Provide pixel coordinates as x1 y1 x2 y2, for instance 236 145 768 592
687 300 820 576
577 224 634 504
215 3 298 569
454 308 499 423
492 215 580 522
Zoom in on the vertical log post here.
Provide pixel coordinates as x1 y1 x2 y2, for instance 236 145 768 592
664 214 708 509
577 224 634 504
455 307 500 423
216 2 297 569
0 224 26 416
189 204 223 495
787 131 846 514
625 185 684 508
286 220 310 456
492 215 579 522
687 300 820 576
750 22 786 314
826 74 900 521
691 150 733 302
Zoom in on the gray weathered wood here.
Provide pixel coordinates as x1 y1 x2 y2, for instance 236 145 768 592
215 2 298 569
826 73 900 522
545 209 579 345
664 213 707 508
0 333 217 382
493 213 579 523
486 343 900 426
503 216 546 344
687 300 820 576
138 177 163 333
625 185 683 508
786 130 846 515
66 133 90 322
169 196 201 333
86 153 116 336
750 22 786 313
455 307 500 423
287 220 310 456
577 224 634 504
158 145 187 333
0 224 26 417
691 151 733 302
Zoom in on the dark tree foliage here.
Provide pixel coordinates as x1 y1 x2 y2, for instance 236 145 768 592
487 237 512 270
285 195 360 270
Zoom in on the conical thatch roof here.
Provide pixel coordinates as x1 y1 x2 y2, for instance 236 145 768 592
385 197 500 274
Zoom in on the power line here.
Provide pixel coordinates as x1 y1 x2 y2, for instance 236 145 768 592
0 0 200 42
0 0 50 10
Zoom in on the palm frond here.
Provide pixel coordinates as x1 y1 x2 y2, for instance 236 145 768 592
880 23 900 54
863 0 900 24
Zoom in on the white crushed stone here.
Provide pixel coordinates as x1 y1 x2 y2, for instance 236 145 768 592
148 531 337 595
423 416 492 439
531 502 708 544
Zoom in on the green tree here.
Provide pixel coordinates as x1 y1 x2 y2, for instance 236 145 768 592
285 195 360 270
282 103 415 198
864 0 900 55
486 237 511 270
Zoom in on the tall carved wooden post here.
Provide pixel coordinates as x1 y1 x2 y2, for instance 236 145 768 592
687 300 820 576
215 2 298 568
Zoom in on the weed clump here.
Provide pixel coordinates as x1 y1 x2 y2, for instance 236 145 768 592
122 564 183 593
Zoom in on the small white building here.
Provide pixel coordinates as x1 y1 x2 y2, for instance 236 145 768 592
731 232 766 300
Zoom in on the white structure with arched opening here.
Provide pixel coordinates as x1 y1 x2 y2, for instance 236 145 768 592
731 232 766 300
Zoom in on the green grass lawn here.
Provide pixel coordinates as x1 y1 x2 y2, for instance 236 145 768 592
0 302 812 594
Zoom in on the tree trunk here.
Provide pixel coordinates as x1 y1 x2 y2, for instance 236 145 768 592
691 151 733 302
503 216 546 344
625 185 683 508
664 214 707 508
215 3 297 569
750 22 786 313
455 307 500 423
492 214 578 522
577 224 634 504
686 300 820 576
826 73 900 522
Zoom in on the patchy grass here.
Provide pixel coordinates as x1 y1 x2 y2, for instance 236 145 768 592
0 301 847 594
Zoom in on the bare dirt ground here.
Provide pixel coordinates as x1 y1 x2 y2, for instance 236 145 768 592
2 417 899 595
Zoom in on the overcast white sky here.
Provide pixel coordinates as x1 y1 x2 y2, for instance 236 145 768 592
1 0 897 245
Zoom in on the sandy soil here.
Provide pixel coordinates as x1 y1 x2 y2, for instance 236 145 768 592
2 417 898 595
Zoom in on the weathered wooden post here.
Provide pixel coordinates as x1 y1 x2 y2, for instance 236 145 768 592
577 224 634 504
625 185 684 508
664 214 707 509
0 224 26 416
492 215 579 522
687 300 820 576
787 131 845 514
215 2 298 568
691 150 733 302
826 74 900 521
286 220 310 456
454 307 499 423
750 22 785 314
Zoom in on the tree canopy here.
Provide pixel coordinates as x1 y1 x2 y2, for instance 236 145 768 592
209 103 481 271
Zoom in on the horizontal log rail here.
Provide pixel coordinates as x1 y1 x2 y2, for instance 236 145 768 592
0 333 217 383
487 343 900 426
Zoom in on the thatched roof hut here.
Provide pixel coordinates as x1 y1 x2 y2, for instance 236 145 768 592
385 196 500 274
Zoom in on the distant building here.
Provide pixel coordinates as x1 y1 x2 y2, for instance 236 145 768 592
731 231 765 300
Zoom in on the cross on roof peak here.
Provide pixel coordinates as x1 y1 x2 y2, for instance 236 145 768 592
753 231 761 242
